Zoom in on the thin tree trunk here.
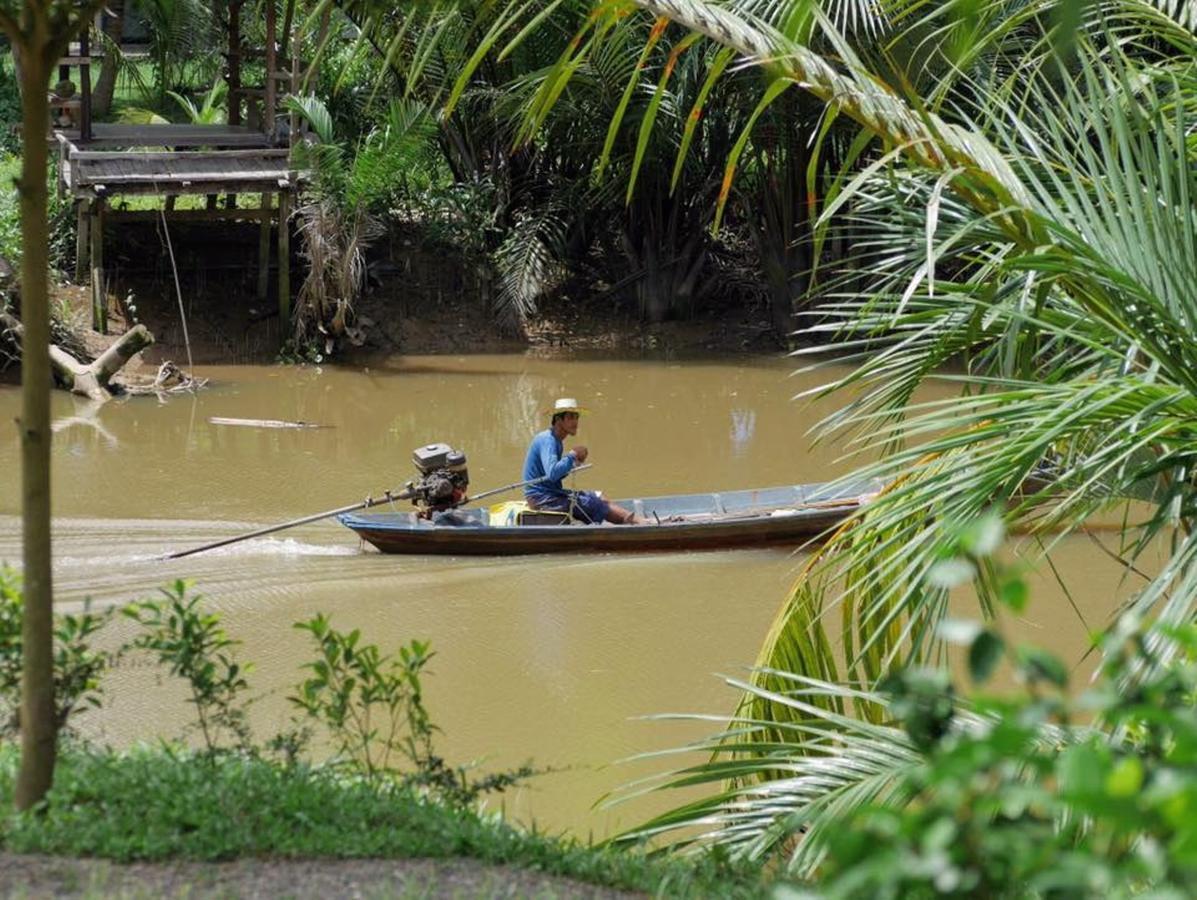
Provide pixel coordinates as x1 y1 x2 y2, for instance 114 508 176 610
91 0 125 117
14 40 57 812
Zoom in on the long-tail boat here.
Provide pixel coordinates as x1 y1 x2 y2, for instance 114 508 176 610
338 479 877 555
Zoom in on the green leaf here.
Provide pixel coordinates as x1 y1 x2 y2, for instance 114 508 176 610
712 78 792 232
1017 646 1068 689
999 578 1028 613
968 630 1005 684
597 15 670 181
1058 742 1107 798
1105 755 1144 798
628 32 699 203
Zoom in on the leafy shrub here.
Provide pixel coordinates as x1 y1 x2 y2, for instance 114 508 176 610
0 564 116 734
0 62 19 155
0 154 77 277
291 613 535 806
123 579 253 754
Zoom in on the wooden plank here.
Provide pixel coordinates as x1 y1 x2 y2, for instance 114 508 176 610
71 172 293 185
70 148 290 162
69 179 301 198
57 123 272 149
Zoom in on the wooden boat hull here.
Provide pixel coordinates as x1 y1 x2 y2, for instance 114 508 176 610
338 480 874 556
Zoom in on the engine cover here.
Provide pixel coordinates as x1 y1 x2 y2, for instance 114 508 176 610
410 444 469 516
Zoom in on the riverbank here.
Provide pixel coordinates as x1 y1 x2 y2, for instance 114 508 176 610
19 211 788 373
0 746 766 899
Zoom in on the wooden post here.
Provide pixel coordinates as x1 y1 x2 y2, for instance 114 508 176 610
289 26 300 147
89 199 106 333
78 23 92 143
227 1 242 126
264 0 277 138
278 190 290 330
74 200 89 284
281 0 296 65
257 192 271 300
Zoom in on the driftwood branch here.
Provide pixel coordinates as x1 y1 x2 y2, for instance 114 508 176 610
1 311 155 400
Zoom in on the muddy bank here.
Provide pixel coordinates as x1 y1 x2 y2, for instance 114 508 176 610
5 218 790 377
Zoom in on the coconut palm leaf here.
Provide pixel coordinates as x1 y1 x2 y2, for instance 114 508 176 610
610 668 1084 876
492 207 570 327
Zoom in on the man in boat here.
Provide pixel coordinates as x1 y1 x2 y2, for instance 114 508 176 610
523 399 640 524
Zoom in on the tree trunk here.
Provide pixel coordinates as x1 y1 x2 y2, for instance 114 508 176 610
91 0 125 117
14 38 56 813
2 313 155 399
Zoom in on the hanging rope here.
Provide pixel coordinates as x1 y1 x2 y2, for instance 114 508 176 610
157 201 194 373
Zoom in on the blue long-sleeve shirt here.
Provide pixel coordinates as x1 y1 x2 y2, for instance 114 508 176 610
523 429 575 503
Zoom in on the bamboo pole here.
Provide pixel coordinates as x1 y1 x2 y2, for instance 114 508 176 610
74 200 88 284
256 192 271 300
89 199 105 333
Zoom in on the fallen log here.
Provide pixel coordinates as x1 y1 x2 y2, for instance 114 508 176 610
1 311 155 400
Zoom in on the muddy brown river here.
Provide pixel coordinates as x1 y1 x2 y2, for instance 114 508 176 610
0 353 1152 836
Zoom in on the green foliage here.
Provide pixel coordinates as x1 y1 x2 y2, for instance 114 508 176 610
285 94 438 355
123 580 252 755
618 518 1197 895
0 154 18 270
139 0 219 106
0 62 19 155
0 745 763 896
0 154 78 276
291 613 430 778
812 603 1197 897
291 614 535 807
0 565 116 735
167 77 226 125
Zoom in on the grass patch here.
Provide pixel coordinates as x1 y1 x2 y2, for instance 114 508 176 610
0 745 767 897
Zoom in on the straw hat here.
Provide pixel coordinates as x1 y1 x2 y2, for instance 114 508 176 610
546 397 588 417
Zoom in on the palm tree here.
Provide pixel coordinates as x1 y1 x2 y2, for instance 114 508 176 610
454 0 1197 873
285 93 438 352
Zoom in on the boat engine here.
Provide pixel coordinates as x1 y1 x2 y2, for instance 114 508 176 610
409 443 470 516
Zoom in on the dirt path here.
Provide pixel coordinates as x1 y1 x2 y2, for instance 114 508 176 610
0 853 641 899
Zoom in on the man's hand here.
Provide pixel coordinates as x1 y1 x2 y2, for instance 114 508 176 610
571 445 589 463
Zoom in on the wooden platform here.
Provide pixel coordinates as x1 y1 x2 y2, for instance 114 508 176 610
60 145 296 198
54 130 302 337
54 123 272 150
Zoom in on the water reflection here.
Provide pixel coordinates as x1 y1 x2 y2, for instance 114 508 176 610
730 409 756 457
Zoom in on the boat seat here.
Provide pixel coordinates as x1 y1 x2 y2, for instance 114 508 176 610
516 510 572 526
